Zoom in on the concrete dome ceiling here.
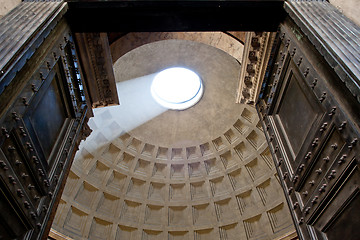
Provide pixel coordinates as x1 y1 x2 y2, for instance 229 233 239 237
52 35 295 240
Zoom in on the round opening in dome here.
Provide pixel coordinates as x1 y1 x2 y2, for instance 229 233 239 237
151 67 203 110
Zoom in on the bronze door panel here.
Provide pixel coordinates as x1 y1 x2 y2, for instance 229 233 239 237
0 179 32 239
274 67 324 160
270 59 325 176
0 13 90 239
23 62 72 173
313 162 359 240
257 16 360 240
1 135 45 208
297 126 346 205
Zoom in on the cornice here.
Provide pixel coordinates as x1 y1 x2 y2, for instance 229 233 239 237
237 32 276 105
75 32 119 108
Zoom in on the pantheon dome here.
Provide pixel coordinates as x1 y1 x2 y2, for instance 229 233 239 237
0 1 359 239
51 33 295 240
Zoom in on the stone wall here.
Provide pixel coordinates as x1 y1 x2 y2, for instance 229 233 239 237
0 0 21 19
330 0 360 26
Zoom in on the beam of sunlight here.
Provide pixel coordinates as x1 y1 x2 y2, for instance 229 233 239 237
76 68 205 155
86 73 168 146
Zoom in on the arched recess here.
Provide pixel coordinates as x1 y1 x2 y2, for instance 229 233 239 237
109 32 245 64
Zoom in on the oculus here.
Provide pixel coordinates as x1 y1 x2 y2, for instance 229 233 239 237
151 67 203 110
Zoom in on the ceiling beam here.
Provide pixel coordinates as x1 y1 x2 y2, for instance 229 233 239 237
65 1 286 32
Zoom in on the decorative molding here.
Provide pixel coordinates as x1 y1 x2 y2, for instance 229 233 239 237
236 32 276 105
75 32 119 108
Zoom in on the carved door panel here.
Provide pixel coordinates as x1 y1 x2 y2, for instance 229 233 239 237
0 5 90 239
257 18 360 240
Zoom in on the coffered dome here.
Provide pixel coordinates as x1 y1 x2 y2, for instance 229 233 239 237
51 35 295 240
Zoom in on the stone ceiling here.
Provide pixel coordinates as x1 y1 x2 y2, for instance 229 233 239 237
51 33 295 240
